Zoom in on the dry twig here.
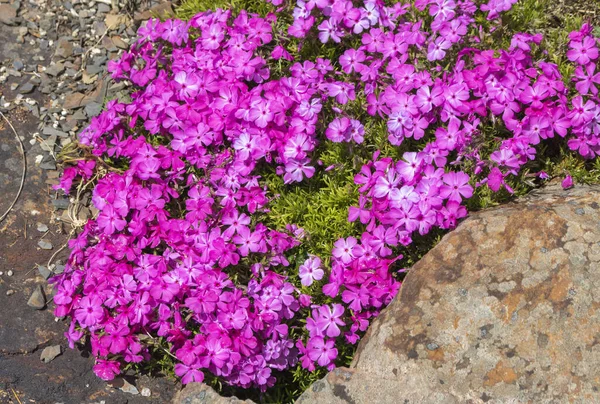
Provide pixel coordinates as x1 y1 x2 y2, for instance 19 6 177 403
0 111 26 224
47 229 74 269
11 388 23 404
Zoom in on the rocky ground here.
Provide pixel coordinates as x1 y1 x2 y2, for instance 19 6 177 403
0 0 179 402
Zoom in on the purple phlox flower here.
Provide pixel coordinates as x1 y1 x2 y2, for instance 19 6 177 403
307 337 338 368
318 19 342 43
348 195 372 224
519 82 550 109
100 322 130 354
440 200 468 229
65 322 84 349
233 226 266 256
487 167 506 192
569 96 597 127
341 284 370 311
440 171 473 202
175 362 205 385
490 149 520 169
74 295 104 328
339 49 366 74
174 70 199 99
185 289 219 314
315 303 345 338
574 63 600 95
396 152 424 182
249 99 274 128
93 360 121 381
326 117 350 142
284 158 315 184
298 256 324 287
445 82 470 110
567 36 599 65
332 237 358 264
415 84 444 113
427 36 452 61
161 19 189 45
562 175 574 189
367 225 398 256
96 205 127 235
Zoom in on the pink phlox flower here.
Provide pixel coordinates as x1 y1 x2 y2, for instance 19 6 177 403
440 171 473 202
233 226 266 256
332 237 358 264
175 361 205 385
93 360 121 381
315 304 345 338
74 295 105 328
427 36 452 61
339 49 366 74
396 152 424 182
298 256 324 287
318 19 343 43
562 175 574 189
567 36 599 65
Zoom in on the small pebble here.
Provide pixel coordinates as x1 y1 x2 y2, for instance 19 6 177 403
19 82 35 94
27 285 46 310
40 345 62 363
141 388 151 397
119 379 139 395
38 265 52 280
37 223 49 232
38 240 53 250
13 60 24 71
6 290 15 296
7 270 13 277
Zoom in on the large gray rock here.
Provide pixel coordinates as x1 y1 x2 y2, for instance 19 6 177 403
298 184 600 403
173 383 254 404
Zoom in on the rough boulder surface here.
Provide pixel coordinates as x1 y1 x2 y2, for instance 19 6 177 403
298 184 600 403
174 383 255 404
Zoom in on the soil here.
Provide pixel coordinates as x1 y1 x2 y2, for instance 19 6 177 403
547 0 600 25
0 3 178 403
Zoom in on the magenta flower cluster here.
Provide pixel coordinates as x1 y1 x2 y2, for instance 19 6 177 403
52 0 600 394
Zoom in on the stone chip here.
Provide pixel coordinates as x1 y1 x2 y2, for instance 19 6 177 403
38 240 53 250
104 13 127 30
0 4 17 25
27 285 46 310
40 345 62 363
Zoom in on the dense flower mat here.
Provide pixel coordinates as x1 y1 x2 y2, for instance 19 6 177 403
52 0 600 399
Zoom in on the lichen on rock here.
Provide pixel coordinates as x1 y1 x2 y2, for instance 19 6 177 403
298 184 600 403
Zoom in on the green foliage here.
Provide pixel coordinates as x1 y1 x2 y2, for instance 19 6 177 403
501 0 549 36
544 148 600 184
176 0 275 20
265 167 360 261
